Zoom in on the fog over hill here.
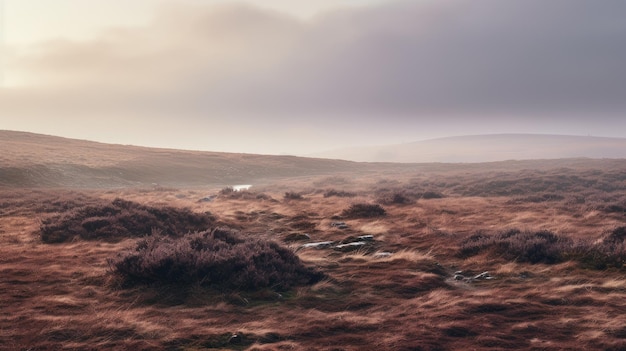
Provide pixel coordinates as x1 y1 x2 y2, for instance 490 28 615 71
313 134 626 163
2 130 625 188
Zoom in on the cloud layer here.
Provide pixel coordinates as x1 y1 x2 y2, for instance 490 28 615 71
3 0 626 154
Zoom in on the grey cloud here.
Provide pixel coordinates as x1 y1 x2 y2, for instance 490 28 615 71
3 0 626 153
175 0 626 121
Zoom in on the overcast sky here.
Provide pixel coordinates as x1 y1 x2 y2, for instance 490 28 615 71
1 0 625 155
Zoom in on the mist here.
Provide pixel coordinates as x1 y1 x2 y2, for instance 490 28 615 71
2 0 626 155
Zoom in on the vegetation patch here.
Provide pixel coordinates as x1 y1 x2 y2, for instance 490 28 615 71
40 198 215 243
378 192 413 205
569 226 626 269
420 191 446 199
284 191 304 200
110 228 324 291
341 203 387 218
218 187 272 201
460 227 626 269
460 229 572 264
323 189 357 198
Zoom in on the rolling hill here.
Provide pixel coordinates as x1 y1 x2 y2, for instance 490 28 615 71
0 130 377 188
2 130 625 188
313 134 626 163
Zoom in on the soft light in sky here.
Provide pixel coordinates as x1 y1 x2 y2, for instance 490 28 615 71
3 0 384 45
1 0 625 155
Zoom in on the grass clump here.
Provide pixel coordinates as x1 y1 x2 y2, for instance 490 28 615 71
284 192 304 200
40 198 215 243
341 203 386 218
570 226 626 269
323 189 356 198
378 192 413 205
460 229 571 264
110 228 324 291
460 227 626 269
420 191 445 199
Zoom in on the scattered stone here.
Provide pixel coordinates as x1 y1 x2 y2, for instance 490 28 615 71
300 241 335 249
199 195 217 203
451 270 495 283
330 222 349 229
473 271 494 280
357 235 374 241
229 334 242 344
334 241 367 252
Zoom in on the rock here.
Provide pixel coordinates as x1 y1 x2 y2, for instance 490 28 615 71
334 241 367 252
229 334 242 344
330 221 349 229
199 195 217 202
300 241 335 249
473 271 494 280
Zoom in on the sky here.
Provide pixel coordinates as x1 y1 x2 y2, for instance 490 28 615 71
1 0 626 155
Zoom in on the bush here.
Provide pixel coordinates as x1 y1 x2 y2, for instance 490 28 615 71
219 187 235 195
218 187 270 200
420 191 445 199
459 229 571 264
378 192 413 205
605 226 626 244
460 227 626 269
323 189 356 198
341 203 386 218
570 227 626 269
109 228 324 291
40 199 215 243
284 192 304 200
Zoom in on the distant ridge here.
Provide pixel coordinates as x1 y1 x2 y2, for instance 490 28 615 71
312 134 626 163
0 130 371 188
2 130 624 188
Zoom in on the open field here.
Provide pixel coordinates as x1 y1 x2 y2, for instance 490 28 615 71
1 132 625 350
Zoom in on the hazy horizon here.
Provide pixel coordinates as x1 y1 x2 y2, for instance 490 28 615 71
2 0 626 155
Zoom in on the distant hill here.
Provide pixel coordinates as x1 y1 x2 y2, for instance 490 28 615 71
312 134 626 163
2 131 624 188
0 130 375 188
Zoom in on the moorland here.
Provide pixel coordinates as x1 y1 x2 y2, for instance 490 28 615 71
1 131 625 350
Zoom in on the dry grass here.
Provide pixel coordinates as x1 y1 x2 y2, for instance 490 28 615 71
1 153 625 350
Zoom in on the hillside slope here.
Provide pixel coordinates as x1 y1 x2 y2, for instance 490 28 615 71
0 130 373 188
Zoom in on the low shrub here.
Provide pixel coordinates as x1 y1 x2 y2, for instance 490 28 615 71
219 187 235 195
218 187 264 200
459 229 571 264
570 227 626 269
460 227 626 269
40 198 215 243
109 228 324 291
341 203 386 218
284 192 304 200
605 226 626 244
420 191 445 199
323 189 356 198
378 192 413 205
